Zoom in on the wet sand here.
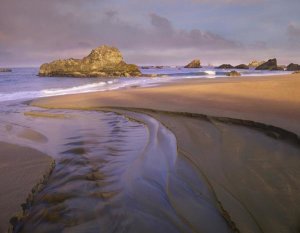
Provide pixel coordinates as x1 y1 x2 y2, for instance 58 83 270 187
28 73 300 232
0 142 53 233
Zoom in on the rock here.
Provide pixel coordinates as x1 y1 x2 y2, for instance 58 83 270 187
216 64 234 69
39 45 141 78
184 59 201 68
287 63 300 71
248 60 265 68
235 64 249 69
0 68 12 72
140 65 164 69
255 58 279 70
226 71 241 77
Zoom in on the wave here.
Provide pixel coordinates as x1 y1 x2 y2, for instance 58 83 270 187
204 70 216 75
0 81 117 102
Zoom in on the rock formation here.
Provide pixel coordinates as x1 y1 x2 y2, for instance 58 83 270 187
235 64 249 69
226 71 241 77
216 64 234 69
248 60 265 68
184 59 201 68
39 45 141 78
255 58 283 70
0 68 12 72
287 63 300 71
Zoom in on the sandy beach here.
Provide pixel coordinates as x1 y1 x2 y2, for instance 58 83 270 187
32 73 300 134
27 73 300 233
0 142 53 233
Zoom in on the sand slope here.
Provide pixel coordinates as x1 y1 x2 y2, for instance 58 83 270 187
0 142 53 233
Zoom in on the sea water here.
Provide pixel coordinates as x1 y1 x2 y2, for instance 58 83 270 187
0 67 290 102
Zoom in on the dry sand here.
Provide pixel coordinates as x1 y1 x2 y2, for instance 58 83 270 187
0 142 53 233
29 73 300 233
32 74 300 134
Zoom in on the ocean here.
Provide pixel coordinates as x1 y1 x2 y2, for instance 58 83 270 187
0 67 290 102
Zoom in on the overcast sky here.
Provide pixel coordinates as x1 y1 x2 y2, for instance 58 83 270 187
0 0 299 66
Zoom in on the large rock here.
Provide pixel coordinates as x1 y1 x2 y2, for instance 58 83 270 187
39 45 141 77
248 60 265 68
0 68 12 72
255 58 281 70
287 63 300 71
235 64 249 69
184 59 201 68
216 64 234 69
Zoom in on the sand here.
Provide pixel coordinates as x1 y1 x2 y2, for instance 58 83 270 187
0 142 53 233
31 74 300 134
28 73 300 233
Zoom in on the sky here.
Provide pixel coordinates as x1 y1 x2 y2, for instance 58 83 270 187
0 0 299 67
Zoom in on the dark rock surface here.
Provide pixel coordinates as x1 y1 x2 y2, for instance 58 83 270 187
217 64 234 69
235 64 249 69
0 68 12 72
255 59 280 71
226 71 241 77
287 63 300 71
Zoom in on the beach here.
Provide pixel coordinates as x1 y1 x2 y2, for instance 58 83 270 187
0 143 53 233
1 73 300 232
27 73 300 233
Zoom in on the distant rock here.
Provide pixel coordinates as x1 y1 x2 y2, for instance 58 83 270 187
184 59 201 68
226 71 241 77
0 68 12 72
39 45 141 78
255 58 281 70
216 64 234 69
140 65 164 69
235 64 249 69
248 60 265 68
287 63 300 71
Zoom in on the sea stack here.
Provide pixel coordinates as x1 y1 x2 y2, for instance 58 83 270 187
39 45 141 78
184 59 201 68
255 58 283 70
287 63 300 71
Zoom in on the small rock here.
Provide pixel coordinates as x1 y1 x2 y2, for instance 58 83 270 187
226 71 241 77
217 64 234 69
184 59 201 68
0 68 12 72
235 64 249 69
287 63 300 71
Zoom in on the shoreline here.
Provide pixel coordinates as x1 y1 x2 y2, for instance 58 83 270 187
31 73 300 134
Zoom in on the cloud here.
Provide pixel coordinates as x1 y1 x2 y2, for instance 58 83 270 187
287 23 300 46
0 0 299 66
0 0 240 66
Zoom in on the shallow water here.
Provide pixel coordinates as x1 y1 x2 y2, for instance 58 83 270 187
0 102 232 233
